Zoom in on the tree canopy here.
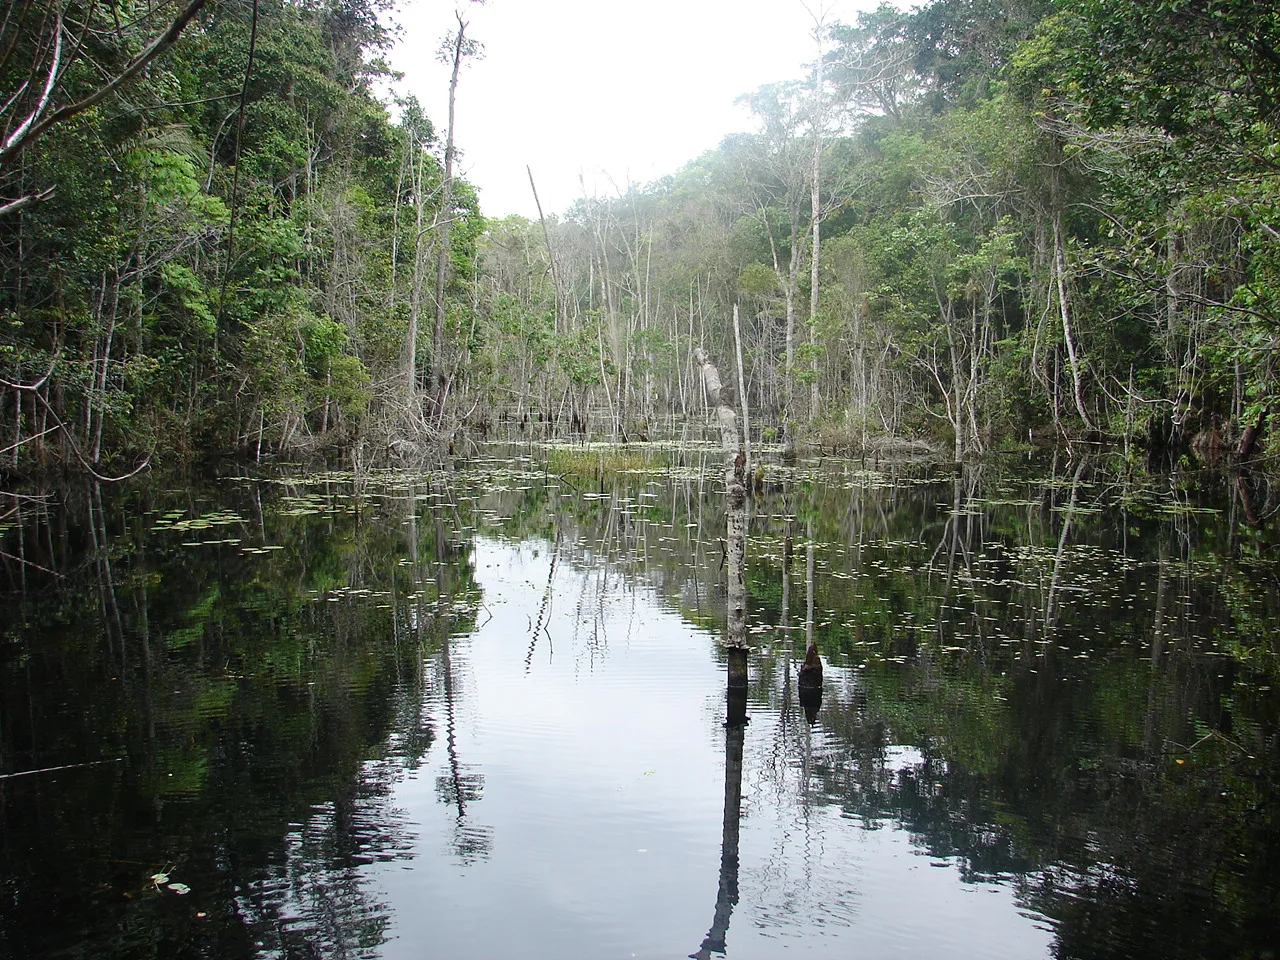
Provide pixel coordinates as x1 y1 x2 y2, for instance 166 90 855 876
3 0 1278 471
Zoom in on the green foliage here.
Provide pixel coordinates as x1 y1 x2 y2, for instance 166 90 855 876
0 476 471 954
545 444 663 476
0 0 481 468
738 262 778 296
558 320 610 388
5 0 1279 464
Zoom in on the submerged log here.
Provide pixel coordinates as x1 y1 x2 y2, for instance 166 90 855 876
725 452 748 690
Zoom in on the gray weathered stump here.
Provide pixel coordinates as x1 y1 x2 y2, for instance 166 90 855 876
694 347 748 689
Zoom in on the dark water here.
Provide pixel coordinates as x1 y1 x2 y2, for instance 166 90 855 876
2 447 1279 959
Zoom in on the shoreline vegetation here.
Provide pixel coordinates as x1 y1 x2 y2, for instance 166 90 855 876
3 0 1279 479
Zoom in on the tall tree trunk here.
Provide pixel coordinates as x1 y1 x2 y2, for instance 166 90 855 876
808 24 825 421
733 304 752 477
527 165 563 333
406 146 428 405
785 202 802 417
431 14 469 411
696 347 748 690
1049 162 1094 431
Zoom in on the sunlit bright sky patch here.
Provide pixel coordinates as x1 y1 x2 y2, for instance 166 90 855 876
388 0 871 218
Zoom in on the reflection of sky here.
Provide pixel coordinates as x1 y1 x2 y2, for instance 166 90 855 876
368 537 1055 959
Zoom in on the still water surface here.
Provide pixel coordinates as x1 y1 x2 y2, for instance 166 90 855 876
1 447 1277 959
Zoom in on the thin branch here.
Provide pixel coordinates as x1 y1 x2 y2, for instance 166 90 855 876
0 549 65 579
1 11 62 154
1 372 150 481
0 185 55 216
0 0 210 169
0 757 121 779
0 424 60 456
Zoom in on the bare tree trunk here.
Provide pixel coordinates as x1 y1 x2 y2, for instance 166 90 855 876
733 304 752 477
725 457 748 690
948 326 964 460
597 318 616 439
431 14 470 411
389 146 404 315
694 347 746 687
1050 171 1093 431
808 20 825 421
528 165 562 333
785 204 802 416
406 145 428 404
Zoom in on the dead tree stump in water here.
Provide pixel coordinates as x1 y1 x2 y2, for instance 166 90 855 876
798 641 823 724
798 514 823 723
695 347 748 690
798 643 823 689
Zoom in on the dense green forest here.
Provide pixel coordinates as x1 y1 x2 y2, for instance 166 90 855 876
2 0 1278 472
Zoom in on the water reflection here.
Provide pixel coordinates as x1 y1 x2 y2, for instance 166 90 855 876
0 477 466 958
691 688 747 960
433 633 492 864
0 450 1278 959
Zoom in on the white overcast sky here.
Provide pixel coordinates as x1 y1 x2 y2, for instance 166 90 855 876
387 0 872 219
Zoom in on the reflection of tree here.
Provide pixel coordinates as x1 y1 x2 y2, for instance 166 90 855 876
469 452 1280 957
1043 458 1086 635
7 454 1278 960
598 454 1280 960
0 477 477 958
526 529 560 669
798 515 823 725
409 496 492 863
434 631 491 863
691 688 748 960
570 559 615 670
234 774 413 958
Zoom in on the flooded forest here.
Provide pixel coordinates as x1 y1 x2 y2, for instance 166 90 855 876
3 0 1280 468
4 0 1280 957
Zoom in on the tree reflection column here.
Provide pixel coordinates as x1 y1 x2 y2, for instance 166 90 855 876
692 689 747 960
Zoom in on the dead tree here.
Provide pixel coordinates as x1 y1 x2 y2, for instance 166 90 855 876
695 347 748 688
691 344 750 958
